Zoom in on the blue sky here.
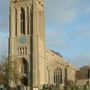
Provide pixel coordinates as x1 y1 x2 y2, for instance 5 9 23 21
0 0 90 67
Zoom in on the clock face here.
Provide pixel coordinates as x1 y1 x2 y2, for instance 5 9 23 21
19 36 27 44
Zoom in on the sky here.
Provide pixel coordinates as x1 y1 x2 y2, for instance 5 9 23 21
0 0 90 67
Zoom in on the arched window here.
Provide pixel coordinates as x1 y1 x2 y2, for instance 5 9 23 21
21 58 28 86
15 9 17 36
27 7 29 35
54 67 62 84
21 8 25 35
21 59 28 75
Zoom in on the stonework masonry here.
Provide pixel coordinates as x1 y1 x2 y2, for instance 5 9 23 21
8 0 77 90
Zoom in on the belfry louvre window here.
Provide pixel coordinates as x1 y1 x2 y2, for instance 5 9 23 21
54 67 62 84
18 47 27 55
21 8 25 35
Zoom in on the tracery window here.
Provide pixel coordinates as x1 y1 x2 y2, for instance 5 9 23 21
21 8 25 35
17 47 27 55
54 67 62 84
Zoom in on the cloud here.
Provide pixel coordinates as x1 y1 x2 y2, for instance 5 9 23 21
46 0 76 23
0 34 8 56
0 19 9 31
0 0 90 67
0 0 9 33
70 27 90 40
0 0 9 18
45 0 90 23
46 28 72 50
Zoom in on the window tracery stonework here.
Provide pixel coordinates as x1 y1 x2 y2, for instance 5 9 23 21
17 46 27 55
54 67 62 84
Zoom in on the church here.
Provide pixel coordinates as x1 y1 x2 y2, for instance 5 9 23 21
8 0 77 90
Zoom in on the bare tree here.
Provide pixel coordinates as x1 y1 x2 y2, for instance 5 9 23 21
0 55 21 87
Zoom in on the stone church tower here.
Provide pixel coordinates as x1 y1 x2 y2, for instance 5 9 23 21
8 0 45 89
